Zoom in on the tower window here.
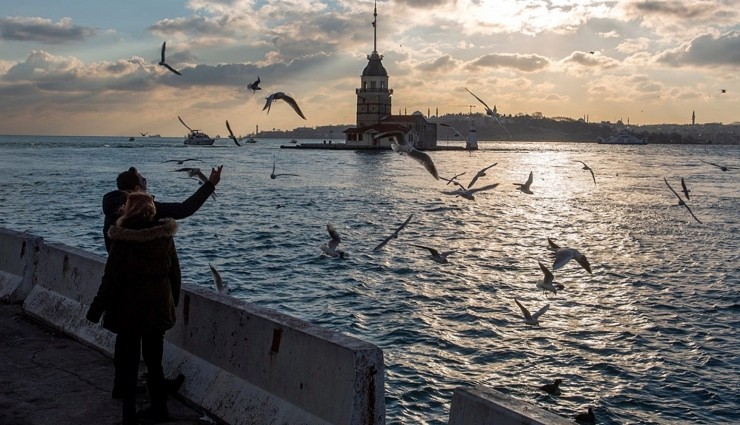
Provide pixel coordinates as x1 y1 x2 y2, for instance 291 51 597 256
371 81 376 89
381 82 385 89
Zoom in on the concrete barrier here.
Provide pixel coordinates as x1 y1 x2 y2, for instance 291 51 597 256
448 385 573 425
0 228 42 303
8 229 385 425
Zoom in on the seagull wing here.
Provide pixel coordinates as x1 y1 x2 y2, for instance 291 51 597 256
683 203 702 224
699 159 722 169
680 178 689 200
372 234 395 252
553 249 575 270
588 168 596 185
468 183 499 194
664 177 682 201
539 261 554 285
467 173 482 189
374 213 414 251
209 263 226 294
162 63 182 75
547 237 560 251
327 223 341 243
514 299 533 321
225 120 241 146
281 94 307 120
465 87 491 112
411 244 439 257
160 41 166 63
525 171 534 187
407 149 439 180
263 94 275 113
532 303 550 320
396 213 414 233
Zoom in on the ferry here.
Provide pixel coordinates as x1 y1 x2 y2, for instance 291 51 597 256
178 115 215 146
598 131 647 145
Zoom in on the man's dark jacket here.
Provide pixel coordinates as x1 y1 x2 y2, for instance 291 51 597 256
102 182 214 252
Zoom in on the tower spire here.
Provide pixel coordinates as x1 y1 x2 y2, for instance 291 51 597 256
372 0 378 54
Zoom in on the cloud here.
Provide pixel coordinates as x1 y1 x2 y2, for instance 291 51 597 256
655 31 740 67
0 17 96 44
414 54 461 74
616 37 651 54
586 74 664 102
465 53 550 72
622 0 738 37
560 51 620 72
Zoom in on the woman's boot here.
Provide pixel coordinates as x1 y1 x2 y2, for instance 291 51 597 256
122 397 138 425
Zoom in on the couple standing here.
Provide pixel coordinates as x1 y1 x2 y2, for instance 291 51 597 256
87 165 222 424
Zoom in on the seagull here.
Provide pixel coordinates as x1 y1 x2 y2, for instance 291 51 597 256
539 379 562 395
514 298 549 326
547 237 560 251
464 87 511 135
514 171 534 194
575 161 596 185
374 131 439 180
440 171 466 186
699 159 730 172
140 132 148 137
174 167 217 200
158 41 182 76
664 177 702 224
574 407 596 424
552 247 592 274
372 214 413 252
263 92 306 120
466 163 498 188
161 158 200 165
441 180 499 201
271 155 299 179
248 76 262 92
537 261 564 295
680 177 691 200
225 120 242 146
410 244 454 263
319 223 347 258
208 263 228 294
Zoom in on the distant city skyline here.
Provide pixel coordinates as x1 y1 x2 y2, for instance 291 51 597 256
0 1 737 136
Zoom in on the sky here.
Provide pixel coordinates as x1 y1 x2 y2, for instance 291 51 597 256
0 0 738 136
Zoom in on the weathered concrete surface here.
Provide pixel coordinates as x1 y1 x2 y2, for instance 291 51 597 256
0 228 42 302
0 303 206 425
448 385 574 425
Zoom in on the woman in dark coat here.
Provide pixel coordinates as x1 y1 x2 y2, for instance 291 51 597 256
87 192 181 425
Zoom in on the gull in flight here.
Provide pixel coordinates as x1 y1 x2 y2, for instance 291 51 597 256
442 180 499 201
552 246 592 274
140 132 148 137
575 161 596 185
699 159 730 172
320 223 347 258
514 171 534 194
539 379 562 395
209 263 228 294
440 171 466 186
263 92 306 120
174 167 217 200
248 76 261 92
271 155 299 179
158 41 182 76
664 177 702 224
464 87 511 136
537 261 564 295
680 177 691 200
161 158 200 165
372 214 414 252
466 162 498 189
410 244 454 263
514 298 549 326
225 120 242 146
374 131 439 180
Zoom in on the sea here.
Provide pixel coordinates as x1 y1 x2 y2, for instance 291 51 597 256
0 135 738 424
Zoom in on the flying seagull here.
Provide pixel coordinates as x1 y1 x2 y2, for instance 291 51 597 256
271 155 299 179
174 167 217 200
664 177 702 224
158 41 182 75
514 171 534 194
319 223 347 258
248 76 262 92
140 132 148 137
372 214 414 252
514 298 549 326
464 87 511 135
698 159 730 172
552 246 592 274
575 161 596 185
440 171 466 186
410 244 454 263
467 162 498 188
161 158 200 165
225 120 242 146
442 180 499 201
263 92 306 120
209 263 228 294
680 177 690 200
537 261 564 295
374 131 439 180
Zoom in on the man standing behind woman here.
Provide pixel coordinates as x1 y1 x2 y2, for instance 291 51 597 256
88 192 181 424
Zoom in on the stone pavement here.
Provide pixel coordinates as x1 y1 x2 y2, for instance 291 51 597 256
0 303 211 425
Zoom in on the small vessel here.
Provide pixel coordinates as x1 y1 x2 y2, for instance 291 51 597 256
241 137 258 143
178 116 215 146
147 134 161 138
598 131 647 145
128 136 135 141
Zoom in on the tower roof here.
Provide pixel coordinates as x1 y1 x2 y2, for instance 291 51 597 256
362 52 388 77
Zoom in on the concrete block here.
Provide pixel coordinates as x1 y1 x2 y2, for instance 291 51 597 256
0 227 43 302
448 385 573 425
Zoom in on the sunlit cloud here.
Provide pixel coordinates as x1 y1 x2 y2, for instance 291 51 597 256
654 31 740 67
616 37 651 54
0 17 96 44
465 53 551 72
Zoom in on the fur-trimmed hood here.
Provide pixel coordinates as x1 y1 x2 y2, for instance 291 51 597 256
108 218 177 243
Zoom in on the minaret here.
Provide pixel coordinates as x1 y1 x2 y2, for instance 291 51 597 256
692 110 695 125
355 1 393 127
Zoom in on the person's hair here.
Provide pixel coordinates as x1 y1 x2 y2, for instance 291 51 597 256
116 167 140 191
116 192 155 227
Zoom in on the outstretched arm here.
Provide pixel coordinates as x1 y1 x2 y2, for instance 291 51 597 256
155 165 223 220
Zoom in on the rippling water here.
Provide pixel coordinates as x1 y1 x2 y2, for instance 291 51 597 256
1 135 738 424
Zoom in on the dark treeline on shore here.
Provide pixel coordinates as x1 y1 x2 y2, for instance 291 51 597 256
257 112 739 145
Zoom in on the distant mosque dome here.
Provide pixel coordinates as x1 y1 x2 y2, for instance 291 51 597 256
362 53 388 77
411 111 423 116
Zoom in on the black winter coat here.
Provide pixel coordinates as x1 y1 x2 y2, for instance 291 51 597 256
102 181 214 252
88 218 181 335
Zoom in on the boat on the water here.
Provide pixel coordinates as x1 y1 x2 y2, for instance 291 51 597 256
241 137 257 143
178 116 215 146
598 131 647 145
